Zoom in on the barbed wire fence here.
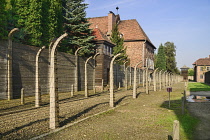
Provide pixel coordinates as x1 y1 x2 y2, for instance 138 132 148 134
0 31 182 139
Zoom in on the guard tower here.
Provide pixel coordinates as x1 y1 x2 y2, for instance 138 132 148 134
180 65 189 81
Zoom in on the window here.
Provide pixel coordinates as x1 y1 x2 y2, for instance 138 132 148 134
200 67 203 71
200 74 203 79
207 67 210 71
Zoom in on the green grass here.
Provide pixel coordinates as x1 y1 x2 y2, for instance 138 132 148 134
159 86 200 140
188 82 210 92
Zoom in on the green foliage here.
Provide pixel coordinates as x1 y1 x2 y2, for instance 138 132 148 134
164 42 178 73
47 0 63 43
62 0 95 56
110 24 127 64
26 0 43 47
188 68 194 76
0 0 8 39
8 0 63 47
155 44 166 70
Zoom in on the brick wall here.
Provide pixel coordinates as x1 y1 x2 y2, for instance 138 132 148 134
125 41 154 68
125 41 143 68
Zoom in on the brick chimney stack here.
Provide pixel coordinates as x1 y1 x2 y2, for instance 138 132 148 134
107 11 116 36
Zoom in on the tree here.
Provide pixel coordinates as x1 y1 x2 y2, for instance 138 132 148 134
26 0 43 47
164 42 178 73
62 0 94 56
155 44 166 70
47 0 63 43
188 68 194 76
0 0 8 39
110 24 127 63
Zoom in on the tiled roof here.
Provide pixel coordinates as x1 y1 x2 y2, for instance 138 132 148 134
88 16 108 36
118 19 151 42
193 57 210 66
92 28 109 41
88 16 155 48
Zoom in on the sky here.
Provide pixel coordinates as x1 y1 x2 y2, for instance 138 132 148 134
84 0 210 69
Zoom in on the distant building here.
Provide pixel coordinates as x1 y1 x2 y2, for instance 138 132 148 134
88 11 156 69
180 65 189 81
193 55 210 82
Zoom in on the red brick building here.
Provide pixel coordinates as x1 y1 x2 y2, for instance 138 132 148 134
88 11 156 69
193 55 210 82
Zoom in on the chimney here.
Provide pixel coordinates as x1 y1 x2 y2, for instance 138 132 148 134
107 11 116 36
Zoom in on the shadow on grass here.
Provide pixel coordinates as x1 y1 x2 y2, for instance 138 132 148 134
160 99 199 140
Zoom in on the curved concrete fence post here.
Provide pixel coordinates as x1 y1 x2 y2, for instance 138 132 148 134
129 66 132 86
35 46 45 107
142 69 145 87
159 70 163 90
7 28 19 100
85 56 92 97
48 38 57 94
49 33 68 129
165 72 168 87
133 61 142 98
110 53 121 107
93 53 99 94
125 66 129 90
153 68 158 91
74 47 82 92
123 61 128 87
145 66 152 94
168 73 171 86
139 69 142 85
162 71 165 88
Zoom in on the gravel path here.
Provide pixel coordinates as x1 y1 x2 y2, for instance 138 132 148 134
187 102 210 140
0 89 137 140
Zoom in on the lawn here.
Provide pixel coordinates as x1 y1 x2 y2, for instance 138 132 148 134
188 82 210 92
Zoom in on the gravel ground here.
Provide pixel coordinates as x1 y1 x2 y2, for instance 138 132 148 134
187 102 210 140
1 82 208 140
0 89 138 140
37 82 186 140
